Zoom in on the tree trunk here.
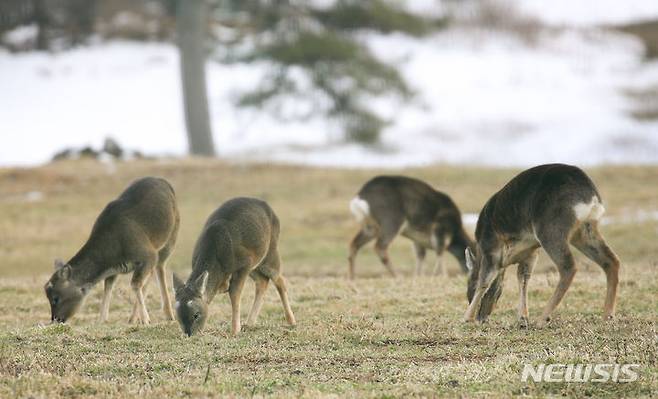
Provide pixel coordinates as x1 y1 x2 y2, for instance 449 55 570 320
176 0 215 156
34 0 49 50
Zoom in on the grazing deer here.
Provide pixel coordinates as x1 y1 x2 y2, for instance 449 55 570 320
44 177 180 324
348 175 475 279
464 164 620 327
173 197 296 337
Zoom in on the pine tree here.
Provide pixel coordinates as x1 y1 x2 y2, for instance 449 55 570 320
214 0 447 144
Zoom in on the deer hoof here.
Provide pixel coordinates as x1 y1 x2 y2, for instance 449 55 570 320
536 317 550 328
518 317 528 329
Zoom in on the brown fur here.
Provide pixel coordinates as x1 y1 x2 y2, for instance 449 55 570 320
464 164 620 327
348 175 474 279
44 177 179 324
173 197 296 337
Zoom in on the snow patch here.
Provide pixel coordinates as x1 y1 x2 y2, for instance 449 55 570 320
510 0 658 27
2 24 38 48
462 213 479 227
1 14 658 167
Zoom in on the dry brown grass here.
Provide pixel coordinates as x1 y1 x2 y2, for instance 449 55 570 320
0 159 656 397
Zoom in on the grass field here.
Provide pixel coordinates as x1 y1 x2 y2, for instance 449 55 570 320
0 159 656 398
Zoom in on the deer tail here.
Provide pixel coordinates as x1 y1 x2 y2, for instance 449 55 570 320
349 196 370 223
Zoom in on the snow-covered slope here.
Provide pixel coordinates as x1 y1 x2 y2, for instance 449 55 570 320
511 0 658 27
1 2 658 167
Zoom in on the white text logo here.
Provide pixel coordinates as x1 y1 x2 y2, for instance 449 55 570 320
521 363 640 383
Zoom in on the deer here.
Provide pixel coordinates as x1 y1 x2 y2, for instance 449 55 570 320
464 164 621 328
172 197 296 337
348 175 475 279
44 177 180 324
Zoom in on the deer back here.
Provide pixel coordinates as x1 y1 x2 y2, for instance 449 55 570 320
467 164 604 320
359 175 465 233
191 197 278 277
70 177 179 268
475 164 601 247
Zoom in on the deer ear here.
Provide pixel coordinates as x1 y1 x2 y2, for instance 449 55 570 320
54 259 66 270
465 248 475 272
191 271 208 296
57 264 72 280
172 273 185 293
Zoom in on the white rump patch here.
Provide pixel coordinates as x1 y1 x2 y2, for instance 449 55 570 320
175 301 181 310
349 196 370 223
573 196 605 221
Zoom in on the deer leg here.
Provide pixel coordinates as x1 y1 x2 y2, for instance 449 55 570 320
516 250 538 328
374 239 397 277
129 299 141 323
348 228 375 280
228 269 250 335
154 263 174 321
412 242 426 276
129 271 152 323
273 275 296 326
99 275 117 322
129 302 138 323
537 238 576 327
433 234 448 277
155 243 176 321
372 216 403 278
246 272 269 327
256 246 295 327
463 265 499 322
433 255 446 277
571 222 620 320
133 286 150 325
156 218 178 321
431 230 449 277
129 257 156 325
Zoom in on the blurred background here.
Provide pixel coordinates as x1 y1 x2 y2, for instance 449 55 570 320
1 0 658 168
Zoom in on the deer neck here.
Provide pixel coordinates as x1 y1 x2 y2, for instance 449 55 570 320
67 242 128 286
66 255 109 287
189 257 230 304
